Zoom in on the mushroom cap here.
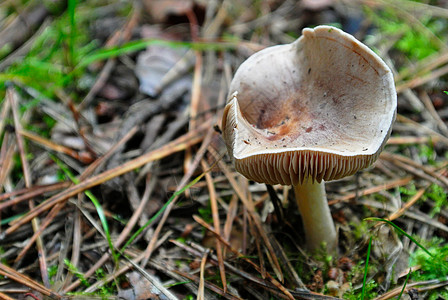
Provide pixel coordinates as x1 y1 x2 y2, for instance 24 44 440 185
222 26 397 185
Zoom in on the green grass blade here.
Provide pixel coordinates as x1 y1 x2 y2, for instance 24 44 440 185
365 217 433 257
120 171 207 252
75 39 235 70
0 74 29 85
68 0 76 68
361 236 373 300
397 270 411 299
84 189 118 263
0 213 25 226
51 155 118 264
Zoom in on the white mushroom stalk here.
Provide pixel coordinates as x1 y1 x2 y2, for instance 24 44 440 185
294 177 336 250
222 26 397 251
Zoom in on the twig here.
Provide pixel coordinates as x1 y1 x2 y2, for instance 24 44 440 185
201 159 227 292
63 172 154 292
358 199 448 233
386 187 427 222
77 1 141 110
0 141 15 192
184 8 204 187
387 136 444 145
374 277 448 300
329 176 413 204
174 269 243 300
419 91 448 137
9 87 50 288
11 126 139 266
0 292 15 300
18 129 92 163
64 124 212 293
380 152 448 188
192 216 294 300
0 18 51 71
0 181 71 202
139 127 216 267
0 91 11 139
3 121 209 237
213 147 286 284
396 114 448 147
0 262 61 299
197 249 210 300
82 232 175 298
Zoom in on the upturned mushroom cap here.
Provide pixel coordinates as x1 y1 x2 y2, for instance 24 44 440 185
222 26 397 185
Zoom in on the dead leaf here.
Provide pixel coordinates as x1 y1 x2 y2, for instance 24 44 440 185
143 0 194 22
118 272 166 300
135 45 190 97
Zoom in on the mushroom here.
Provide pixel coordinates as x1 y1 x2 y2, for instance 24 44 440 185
222 26 397 251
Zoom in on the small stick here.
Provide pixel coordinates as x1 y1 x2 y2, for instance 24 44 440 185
201 159 227 292
9 87 50 288
197 249 209 300
329 176 413 204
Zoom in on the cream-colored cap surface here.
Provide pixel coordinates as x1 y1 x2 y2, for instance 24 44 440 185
222 26 397 185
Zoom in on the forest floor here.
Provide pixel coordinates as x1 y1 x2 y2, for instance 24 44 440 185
0 0 448 299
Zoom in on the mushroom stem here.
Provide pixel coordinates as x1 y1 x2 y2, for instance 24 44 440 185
293 178 337 252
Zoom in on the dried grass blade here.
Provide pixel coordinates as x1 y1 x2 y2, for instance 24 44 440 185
82 235 177 300
4 123 208 236
373 277 448 300
270 237 306 289
77 1 140 110
65 129 214 293
0 292 15 300
329 176 413 204
193 215 260 269
396 114 448 147
248 207 267 278
0 181 70 203
387 136 442 145
381 152 448 188
215 157 284 282
386 188 426 222
63 173 153 292
359 199 448 233
80 126 138 180
0 144 16 190
17 129 82 161
192 215 294 300
201 159 227 292
0 263 60 299
14 202 63 263
395 49 448 83
197 249 209 300
8 127 138 270
138 128 216 267
396 64 448 93
0 93 11 138
173 269 243 300
9 87 50 288
419 91 448 137
223 194 238 247
8 88 31 186
184 12 203 185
